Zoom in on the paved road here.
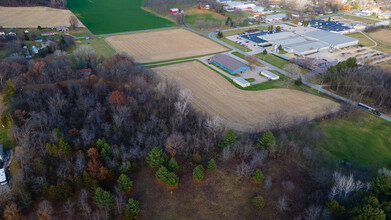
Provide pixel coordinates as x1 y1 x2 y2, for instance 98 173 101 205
207 31 391 123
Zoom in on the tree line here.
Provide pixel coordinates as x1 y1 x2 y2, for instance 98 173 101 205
319 58 391 113
0 0 66 8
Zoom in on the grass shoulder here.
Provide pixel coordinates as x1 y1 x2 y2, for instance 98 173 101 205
74 37 116 58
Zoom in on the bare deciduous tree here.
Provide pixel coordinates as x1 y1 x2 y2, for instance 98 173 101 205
69 16 79 30
277 195 289 212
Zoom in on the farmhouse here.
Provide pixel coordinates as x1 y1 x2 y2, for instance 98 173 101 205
233 77 251 87
35 37 43 42
170 8 183 14
0 30 5 36
7 29 16 36
210 54 250 74
56 26 69 33
41 31 55 36
261 70 280 80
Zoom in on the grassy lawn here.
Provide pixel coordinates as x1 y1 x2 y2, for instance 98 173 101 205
0 126 14 151
67 0 174 34
184 9 226 29
370 38 391 54
256 54 310 74
285 23 297 27
345 32 376 47
317 114 391 169
75 37 116 58
232 51 265 67
245 78 255 82
340 15 379 24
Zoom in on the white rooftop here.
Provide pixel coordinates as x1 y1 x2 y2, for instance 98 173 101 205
233 77 250 84
261 70 279 78
305 30 358 47
266 13 287 19
0 168 6 183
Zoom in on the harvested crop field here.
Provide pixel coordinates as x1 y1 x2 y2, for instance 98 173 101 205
106 29 227 63
369 29 391 44
154 61 340 131
0 6 84 28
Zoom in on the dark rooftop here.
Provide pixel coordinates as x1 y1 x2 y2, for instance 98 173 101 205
210 54 248 71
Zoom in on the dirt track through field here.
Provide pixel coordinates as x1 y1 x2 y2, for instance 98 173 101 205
154 61 340 131
106 29 227 63
0 6 84 28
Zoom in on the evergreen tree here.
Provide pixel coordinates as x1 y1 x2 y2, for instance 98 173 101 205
258 131 275 151
117 174 133 193
278 44 283 51
155 166 169 183
58 138 71 156
252 195 265 210
263 49 267 55
168 157 179 172
166 172 179 187
193 165 205 181
125 198 140 219
207 159 217 172
93 187 115 209
276 26 281 31
221 129 236 148
146 147 164 168
295 76 303 86
217 31 223 38
96 138 112 160
252 169 264 183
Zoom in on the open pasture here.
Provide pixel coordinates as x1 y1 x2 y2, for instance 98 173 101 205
0 6 84 28
106 29 227 63
67 0 174 34
153 61 340 131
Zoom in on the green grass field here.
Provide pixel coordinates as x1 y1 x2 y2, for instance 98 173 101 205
256 54 310 74
345 32 376 47
75 37 116 58
317 114 391 169
67 0 174 34
0 126 14 151
341 15 379 24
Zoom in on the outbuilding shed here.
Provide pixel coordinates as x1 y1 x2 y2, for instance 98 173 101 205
261 70 280 80
233 77 251 87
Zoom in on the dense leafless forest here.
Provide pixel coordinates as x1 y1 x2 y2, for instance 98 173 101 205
320 62 391 113
0 0 66 8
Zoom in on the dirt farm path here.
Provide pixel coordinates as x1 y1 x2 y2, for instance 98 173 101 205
154 61 340 131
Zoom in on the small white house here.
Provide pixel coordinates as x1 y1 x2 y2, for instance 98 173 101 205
261 70 280 80
233 77 251 87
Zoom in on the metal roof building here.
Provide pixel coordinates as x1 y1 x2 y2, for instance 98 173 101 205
261 70 279 80
233 77 251 87
210 54 250 74
304 30 359 49
284 41 329 55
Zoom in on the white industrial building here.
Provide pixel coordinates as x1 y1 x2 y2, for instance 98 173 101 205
254 29 358 55
261 70 279 80
233 77 251 87
265 13 287 22
304 30 359 49
252 6 265 12
223 1 256 11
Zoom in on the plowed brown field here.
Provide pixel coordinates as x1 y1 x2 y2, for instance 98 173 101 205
154 61 340 131
0 6 84 28
106 29 227 63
